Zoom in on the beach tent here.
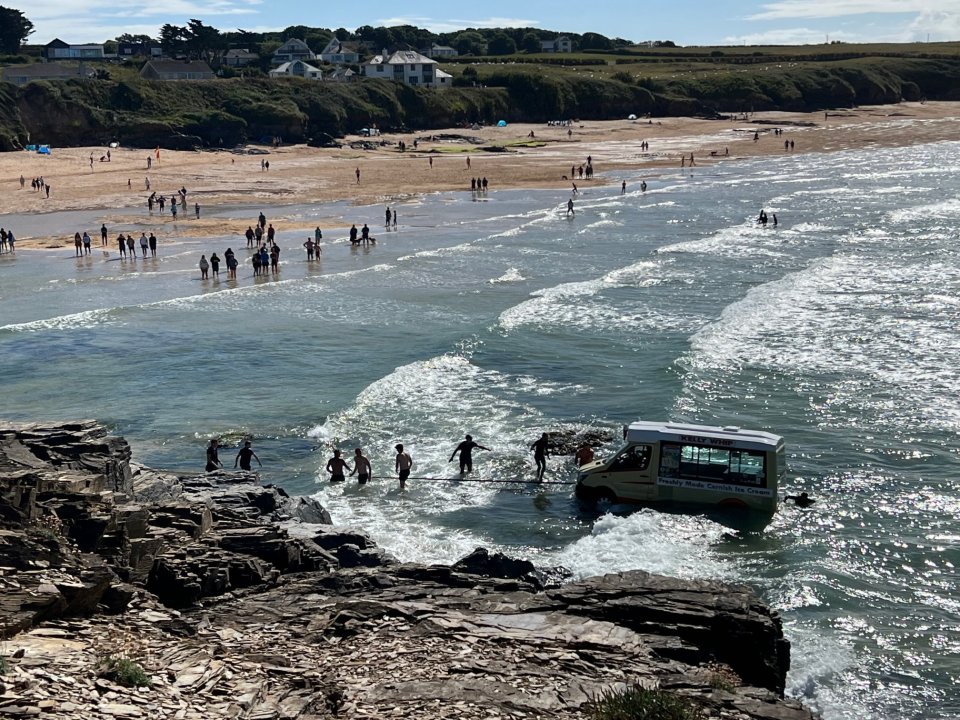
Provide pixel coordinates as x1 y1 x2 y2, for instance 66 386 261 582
25 144 36 152
497 120 507 127
628 114 637 120
37 145 50 155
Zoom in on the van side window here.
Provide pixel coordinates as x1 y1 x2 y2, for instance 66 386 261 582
663 442 766 486
612 445 651 471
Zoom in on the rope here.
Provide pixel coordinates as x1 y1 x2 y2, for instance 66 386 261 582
366 474 576 486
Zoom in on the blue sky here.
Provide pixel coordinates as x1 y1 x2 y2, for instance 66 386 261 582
8 0 960 46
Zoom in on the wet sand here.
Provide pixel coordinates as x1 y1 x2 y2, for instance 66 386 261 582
2 101 958 250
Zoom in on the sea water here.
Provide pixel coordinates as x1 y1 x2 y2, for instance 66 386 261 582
1 139 958 719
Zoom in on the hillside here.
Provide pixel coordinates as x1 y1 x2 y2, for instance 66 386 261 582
1 45 959 150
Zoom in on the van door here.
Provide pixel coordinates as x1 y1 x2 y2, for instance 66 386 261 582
598 444 654 501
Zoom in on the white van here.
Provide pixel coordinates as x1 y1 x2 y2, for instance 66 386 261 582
575 421 784 513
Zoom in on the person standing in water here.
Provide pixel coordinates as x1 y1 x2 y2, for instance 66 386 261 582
234 440 262 471
567 198 575 216
531 432 550 482
326 449 351 483
395 444 412 489
351 448 372 485
449 434 490 475
205 438 222 472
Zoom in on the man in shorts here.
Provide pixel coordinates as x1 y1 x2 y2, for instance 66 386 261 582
395 444 412 489
351 448 372 485
326 449 350 483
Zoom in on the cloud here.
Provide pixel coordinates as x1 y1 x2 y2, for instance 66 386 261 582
748 0 960 21
376 16 540 33
723 27 857 45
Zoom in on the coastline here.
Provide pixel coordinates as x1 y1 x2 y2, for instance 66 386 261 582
3 101 959 251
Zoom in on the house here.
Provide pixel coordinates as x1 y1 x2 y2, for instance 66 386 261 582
223 49 259 68
44 39 105 60
140 60 214 81
2 62 96 86
269 59 323 80
540 36 573 53
318 38 360 65
117 42 162 60
363 49 450 87
327 66 356 83
422 43 458 59
272 39 315 65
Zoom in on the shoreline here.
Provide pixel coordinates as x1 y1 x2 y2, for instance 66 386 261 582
2 101 959 251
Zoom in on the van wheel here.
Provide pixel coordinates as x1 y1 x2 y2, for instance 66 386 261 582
595 487 617 504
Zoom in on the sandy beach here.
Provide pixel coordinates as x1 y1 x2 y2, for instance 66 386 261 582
2 101 959 250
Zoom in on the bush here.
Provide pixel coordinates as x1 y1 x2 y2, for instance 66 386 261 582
589 685 704 720
100 657 151 688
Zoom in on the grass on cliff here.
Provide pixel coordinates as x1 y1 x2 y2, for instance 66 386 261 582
590 685 704 720
100 656 151 688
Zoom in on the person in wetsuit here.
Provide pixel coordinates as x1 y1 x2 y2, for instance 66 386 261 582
785 492 815 508
530 432 550 481
449 434 490 475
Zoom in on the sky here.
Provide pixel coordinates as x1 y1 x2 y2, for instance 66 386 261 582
6 0 960 47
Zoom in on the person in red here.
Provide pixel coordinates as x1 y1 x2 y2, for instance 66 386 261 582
449 434 490 475
574 443 595 467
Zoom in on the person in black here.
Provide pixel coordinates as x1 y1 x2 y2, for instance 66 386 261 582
349 224 358 245
449 434 490 475
361 224 370 244
234 440 262 471
785 492 815 508
205 438 222 472
100 224 108 246
530 432 550 481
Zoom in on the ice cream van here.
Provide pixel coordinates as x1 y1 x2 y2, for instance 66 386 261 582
575 421 785 513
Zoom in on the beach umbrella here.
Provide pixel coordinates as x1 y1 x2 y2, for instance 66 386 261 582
497 120 507 127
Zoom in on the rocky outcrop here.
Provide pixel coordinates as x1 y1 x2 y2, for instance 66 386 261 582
0 421 817 719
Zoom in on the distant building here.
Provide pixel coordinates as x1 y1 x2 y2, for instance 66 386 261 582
269 60 323 80
117 42 162 60
44 39 105 60
363 49 451 87
272 39 316 66
2 62 96 86
540 36 573 53
223 49 259 68
327 66 356 83
318 38 361 65
140 60 215 81
422 43 458 59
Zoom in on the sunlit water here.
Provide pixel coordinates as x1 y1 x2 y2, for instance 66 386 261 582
2 140 959 719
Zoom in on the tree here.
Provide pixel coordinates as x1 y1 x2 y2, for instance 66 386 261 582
0 5 33 54
521 32 541 54
487 32 516 56
580 32 612 51
184 19 225 62
452 31 486 56
115 33 155 44
159 24 187 56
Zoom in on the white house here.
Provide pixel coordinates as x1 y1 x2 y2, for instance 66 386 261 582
223 49 259 68
363 49 450 87
422 43 458 59
318 38 360 65
269 59 323 80
327 66 356 83
540 36 573 53
272 39 316 65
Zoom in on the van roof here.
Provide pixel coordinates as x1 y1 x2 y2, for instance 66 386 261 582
625 421 783 451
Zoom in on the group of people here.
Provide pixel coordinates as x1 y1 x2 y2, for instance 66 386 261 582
71 226 160 258
23 175 51 198
147 188 198 219
198 248 239 279
0 228 16 253
757 209 779 227
470 177 490 192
